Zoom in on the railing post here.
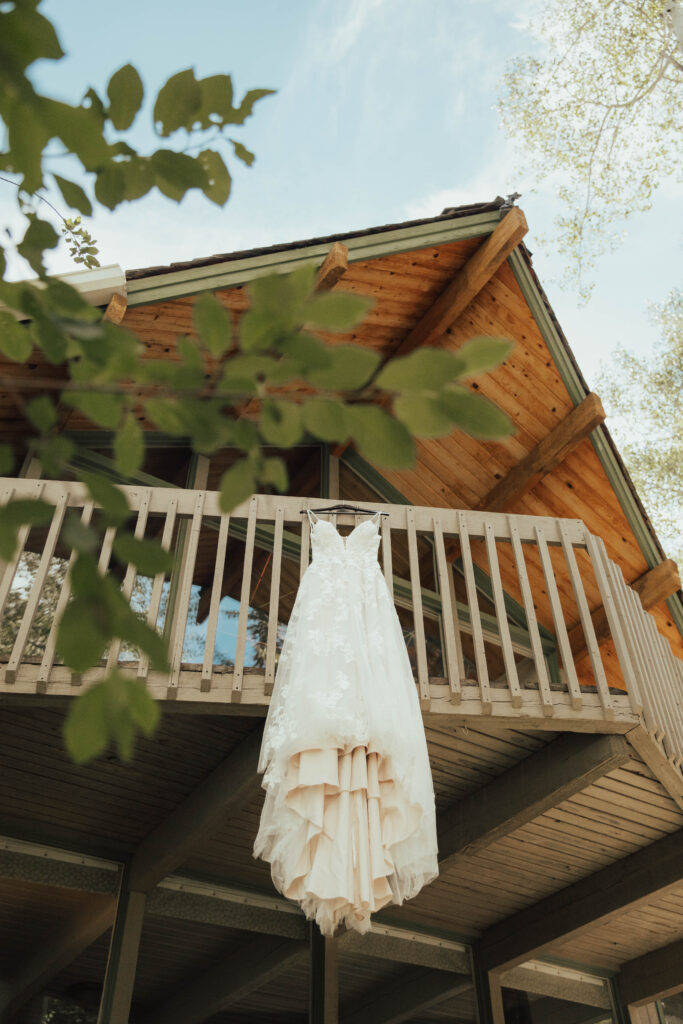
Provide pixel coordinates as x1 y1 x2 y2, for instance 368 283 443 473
97 868 146 1024
309 925 338 1024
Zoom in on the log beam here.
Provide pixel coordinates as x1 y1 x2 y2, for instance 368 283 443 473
103 293 128 325
392 207 528 358
478 393 605 514
569 559 681 658
437 734 631 872
314 242 348 292
341 968 472 1024
479 826 683 973
617 937 683 1007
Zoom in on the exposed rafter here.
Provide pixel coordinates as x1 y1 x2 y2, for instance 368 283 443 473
341 967 472 1024
569 558 681 659
314 241 348 292
437 734 631 872
478 393 605 514
103 292 128 325
141 935 306 1024
391 207 528 359
479 827 683 972
617 937 683 1007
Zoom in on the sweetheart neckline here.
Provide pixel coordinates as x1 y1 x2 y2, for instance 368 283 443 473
309 515 380 546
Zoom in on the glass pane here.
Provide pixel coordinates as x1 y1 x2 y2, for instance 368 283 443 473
661 995 683 1023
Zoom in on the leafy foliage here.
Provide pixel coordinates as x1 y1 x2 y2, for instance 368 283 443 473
0 0 516 764
597 289 682 564
499 0 683 298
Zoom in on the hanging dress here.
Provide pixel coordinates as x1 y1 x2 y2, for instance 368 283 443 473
253 509 438 936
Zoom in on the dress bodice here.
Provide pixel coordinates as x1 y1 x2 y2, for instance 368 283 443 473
308 514 381 566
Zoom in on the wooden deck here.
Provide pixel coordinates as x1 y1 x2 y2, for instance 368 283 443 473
1 479 681 774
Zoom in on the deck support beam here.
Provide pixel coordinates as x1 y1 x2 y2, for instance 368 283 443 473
437 733 631 872
617 937 683 1007
97 871 146 1024
309 926 338 1024
479 826 683 973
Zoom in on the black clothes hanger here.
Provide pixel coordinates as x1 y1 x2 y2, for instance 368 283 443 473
300 503 389 517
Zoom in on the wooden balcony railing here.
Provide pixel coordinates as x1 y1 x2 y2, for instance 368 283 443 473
0 479 681 773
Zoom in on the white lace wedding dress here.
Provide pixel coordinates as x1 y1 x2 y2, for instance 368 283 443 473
254 509 438 935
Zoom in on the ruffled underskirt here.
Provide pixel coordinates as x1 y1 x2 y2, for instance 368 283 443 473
254 742 428 935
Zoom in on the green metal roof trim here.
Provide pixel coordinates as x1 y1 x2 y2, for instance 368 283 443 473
508 247 683 640
125 203 504 306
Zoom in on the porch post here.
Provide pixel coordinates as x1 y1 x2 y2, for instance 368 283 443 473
309 925 338 1024
96 869 146 1024
472 946 505 1024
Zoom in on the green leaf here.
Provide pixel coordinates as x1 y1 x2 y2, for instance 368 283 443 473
449 336 514 378
4 98 49 193
302 398 349 442
17 216 59 275
29 314 67 363
0 6 64 70
63 673 160 764
306 345 380 390
0 312 32 362
121 157 155 201
34 435 74 477
53 174 93 216
196 73 234 128
153 69 202 136
259 456 288 493
0 445 14 475
259 401 303 447
94 164 126 210
303 292 372 331
144 398 187 435
234 87 276 123
283 332 332 370
114 413 143 478
26 395 57 434
393 394 455 438
198 149 231 205
219 459 256 512
63 390 125 428
106 64 144 130
193 294 232 356
230 139 255 166
80 471 130 526
113 534 173 576
346 405 415 469
63 679 110 764
376 349 468 392
57 598 108 673
0 498 54 560
439 387 515 439
152 149 207 201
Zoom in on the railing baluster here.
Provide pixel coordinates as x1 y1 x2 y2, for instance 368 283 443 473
299 505 310 580
5 493 68 684
107 489 152 671
484 522 521 708
167 491 205 698
558 522 613 718
458 511 491 714
433 518 465 704
200 511 230 694
406 507 430 710
643 612 679 764
232 495 258 704
508 519 554 716
609 566 647 719
381 514 393 598
137 499 178 684
0 480 44 621
535 524 582 710
38 500 95 693
264 507 284 698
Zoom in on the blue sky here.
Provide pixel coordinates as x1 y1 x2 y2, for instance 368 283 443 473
4 0 681 382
